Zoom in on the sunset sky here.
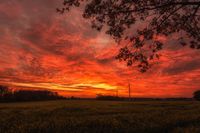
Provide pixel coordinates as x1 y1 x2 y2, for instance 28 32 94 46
0 0 200 98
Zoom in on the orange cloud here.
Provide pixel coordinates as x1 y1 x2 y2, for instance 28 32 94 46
0 0 200 98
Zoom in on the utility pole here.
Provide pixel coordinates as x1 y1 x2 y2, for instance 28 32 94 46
116 89 118 97
128 83 131 100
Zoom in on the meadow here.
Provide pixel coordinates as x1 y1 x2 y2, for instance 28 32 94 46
0 100 200 133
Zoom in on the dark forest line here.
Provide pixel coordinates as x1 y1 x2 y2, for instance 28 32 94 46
0 85 65 102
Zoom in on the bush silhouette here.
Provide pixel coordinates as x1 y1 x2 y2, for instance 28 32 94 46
193 90 200 101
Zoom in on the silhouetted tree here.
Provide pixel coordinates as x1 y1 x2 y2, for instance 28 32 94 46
12 90 63 102
0 85 9 97
193 90 200 101
0 87 65 102
0 85 13 102
58 0 200 72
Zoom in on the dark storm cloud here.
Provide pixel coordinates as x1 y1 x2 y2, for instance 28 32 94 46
164 58 200 75
96 57 115 65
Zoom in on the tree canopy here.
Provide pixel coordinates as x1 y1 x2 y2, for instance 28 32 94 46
57 0 200 72
193 90 200 101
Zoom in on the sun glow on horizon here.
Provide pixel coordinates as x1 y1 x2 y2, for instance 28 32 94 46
3 82 119 92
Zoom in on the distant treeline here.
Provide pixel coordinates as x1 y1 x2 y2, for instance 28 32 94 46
0 85 65 102
96 94 125 101
96 94 193 101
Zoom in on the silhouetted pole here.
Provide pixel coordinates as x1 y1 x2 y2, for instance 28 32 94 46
129 83 130 100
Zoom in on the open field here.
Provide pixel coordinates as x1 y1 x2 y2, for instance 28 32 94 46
0 100 200 133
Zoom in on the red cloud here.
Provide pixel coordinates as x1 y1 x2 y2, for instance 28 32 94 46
0 0 200 98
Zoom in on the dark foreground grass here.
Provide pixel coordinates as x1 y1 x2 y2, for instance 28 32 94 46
0 100 200 133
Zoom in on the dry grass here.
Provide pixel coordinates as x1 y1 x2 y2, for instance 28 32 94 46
0 100 200 133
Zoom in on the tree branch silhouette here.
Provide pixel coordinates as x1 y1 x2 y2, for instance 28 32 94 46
58 0 200 72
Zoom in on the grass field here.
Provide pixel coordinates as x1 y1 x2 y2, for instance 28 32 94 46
0 100 200 133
